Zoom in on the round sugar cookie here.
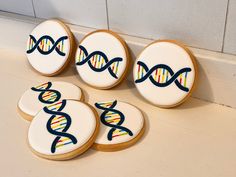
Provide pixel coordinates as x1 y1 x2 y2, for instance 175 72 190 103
75 30 130 89
26 19 74 76
93 100 145 151
133 40 197 108
18 81 83 121
28 100 99 160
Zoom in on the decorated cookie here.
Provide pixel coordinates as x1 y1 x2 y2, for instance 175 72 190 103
28 100 99 160
26 19 74 76
18 81 83 121
133 40 197 107
93 100 145 151
75 30 130 89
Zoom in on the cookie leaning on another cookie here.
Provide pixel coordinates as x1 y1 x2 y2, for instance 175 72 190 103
26 19 75 76
75 30 130 89
28 100 100 160
133 40 198 108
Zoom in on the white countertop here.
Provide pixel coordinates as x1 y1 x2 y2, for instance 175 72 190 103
0 47 236 177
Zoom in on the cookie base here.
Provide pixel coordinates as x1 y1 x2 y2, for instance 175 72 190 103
92 120 145 152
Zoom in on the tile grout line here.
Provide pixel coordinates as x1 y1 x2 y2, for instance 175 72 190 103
31 0 36 18
105 0 110 30
113 30 227 54
221 0 230 52
0 10 234 56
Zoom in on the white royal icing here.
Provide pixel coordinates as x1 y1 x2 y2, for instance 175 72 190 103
94 100 144 145
133 41 196 106
18 81 82 117
28 100 97 155
26 20 71 75
75 31 128 88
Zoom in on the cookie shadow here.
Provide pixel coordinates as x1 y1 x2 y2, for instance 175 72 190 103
175 62 213 109
134 110 150 146
70 148 98 161
58 65 77 78
113 79 135 91
80 87 90 102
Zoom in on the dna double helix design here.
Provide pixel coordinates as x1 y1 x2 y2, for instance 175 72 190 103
135 61 192 92
76 45 123 79
44 100 77 153
31 82 61 104
27 35 68 56
95 100 133 141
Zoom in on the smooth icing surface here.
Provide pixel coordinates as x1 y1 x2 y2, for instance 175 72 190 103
28 100 97 155
94 100 144 144
18 81 82 117
75 31 128 88
26 20 71 75
133 41 196 106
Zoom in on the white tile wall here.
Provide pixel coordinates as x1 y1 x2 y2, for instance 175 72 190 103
107 0 228 52
223 0 236 55
32 0 108 28
0 0 34 16
0 0 236 55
